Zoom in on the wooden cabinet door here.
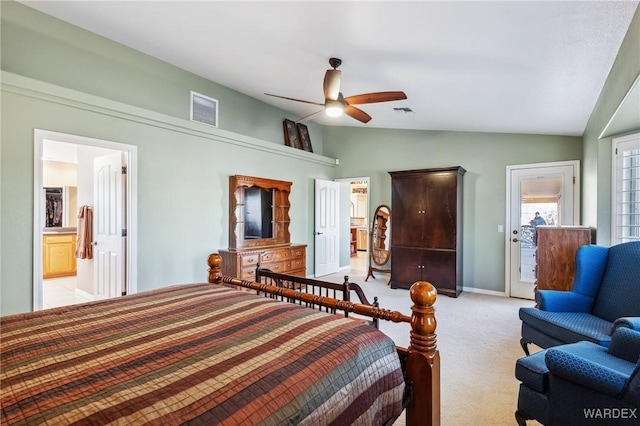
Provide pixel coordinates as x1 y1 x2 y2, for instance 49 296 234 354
390 247 424 288
43 235 76 278
422 250 458 295
423 172 457 249
391 175 424 247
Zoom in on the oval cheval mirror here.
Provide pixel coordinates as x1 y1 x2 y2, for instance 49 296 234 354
365 205 391 283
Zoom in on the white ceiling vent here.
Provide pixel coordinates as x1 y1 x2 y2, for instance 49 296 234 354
190 91 218 127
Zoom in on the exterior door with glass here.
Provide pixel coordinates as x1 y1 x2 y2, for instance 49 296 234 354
506 161 580 299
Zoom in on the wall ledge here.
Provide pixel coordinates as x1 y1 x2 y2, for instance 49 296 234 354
1 71 337 167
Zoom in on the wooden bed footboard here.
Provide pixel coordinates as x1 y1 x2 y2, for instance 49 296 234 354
255 266 380 328
208 253 441 426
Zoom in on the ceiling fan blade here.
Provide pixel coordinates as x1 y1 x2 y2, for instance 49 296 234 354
323 70 342 101
344 105 372 123
296 109 325 123
264 93 324 106
343 91 407 105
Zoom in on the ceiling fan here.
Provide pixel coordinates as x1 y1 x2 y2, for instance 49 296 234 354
265 58 407 124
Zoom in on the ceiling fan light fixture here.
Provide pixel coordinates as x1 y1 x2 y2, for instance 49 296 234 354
325 100 344 117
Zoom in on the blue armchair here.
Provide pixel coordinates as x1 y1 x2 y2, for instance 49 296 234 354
515 327 640 425
519 241 640 355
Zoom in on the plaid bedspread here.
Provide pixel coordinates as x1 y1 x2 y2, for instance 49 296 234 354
1 283 404 425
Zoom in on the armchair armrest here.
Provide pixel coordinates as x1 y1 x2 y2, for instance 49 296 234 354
614 317 640 332
608 327 640 363
536 290 594 312
545 346 631 398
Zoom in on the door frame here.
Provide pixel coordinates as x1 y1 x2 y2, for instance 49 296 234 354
33 129 138 310
504 160 580 298
335 176 370 271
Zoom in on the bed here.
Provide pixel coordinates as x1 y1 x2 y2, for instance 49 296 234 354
1 253 440 425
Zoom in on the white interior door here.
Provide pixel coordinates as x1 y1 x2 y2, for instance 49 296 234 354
314 179 340 277
94 152 124 299
506 161 579 299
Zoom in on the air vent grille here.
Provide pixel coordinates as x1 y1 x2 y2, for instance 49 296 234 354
190 91 218 127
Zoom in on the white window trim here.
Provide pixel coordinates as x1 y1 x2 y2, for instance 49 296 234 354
611 132 640 244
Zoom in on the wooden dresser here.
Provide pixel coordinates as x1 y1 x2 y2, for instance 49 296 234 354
221 175 306 280
535 226 592 291
219 245 306 280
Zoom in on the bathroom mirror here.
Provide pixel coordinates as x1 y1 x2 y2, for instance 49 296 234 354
228 175 292 249
365 204 391 281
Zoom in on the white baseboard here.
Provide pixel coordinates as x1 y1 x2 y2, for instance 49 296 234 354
75 287 95 301
462 286 508 297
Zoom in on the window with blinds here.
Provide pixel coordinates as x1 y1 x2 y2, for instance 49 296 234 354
613 133 640 243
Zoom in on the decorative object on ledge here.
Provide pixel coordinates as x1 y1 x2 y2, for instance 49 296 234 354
296 123 313 152
283 119 301 149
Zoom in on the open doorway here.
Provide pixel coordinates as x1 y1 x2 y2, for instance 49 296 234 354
33 130 138 310
348 178 369 277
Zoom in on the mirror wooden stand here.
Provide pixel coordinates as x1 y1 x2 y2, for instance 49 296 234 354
365 205 391 283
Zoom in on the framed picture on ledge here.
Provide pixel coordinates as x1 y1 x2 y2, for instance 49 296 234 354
296 123 313 152
283 119 301 149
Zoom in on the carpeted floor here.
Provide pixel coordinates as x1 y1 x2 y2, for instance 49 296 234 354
322 254 541 426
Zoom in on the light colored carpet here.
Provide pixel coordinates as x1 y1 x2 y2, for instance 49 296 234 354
321 256 541 426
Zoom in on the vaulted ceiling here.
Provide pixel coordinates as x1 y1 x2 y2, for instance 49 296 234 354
21 1 639 136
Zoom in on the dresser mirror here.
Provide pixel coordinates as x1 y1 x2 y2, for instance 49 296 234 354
365 205 391 282
229 175 292 249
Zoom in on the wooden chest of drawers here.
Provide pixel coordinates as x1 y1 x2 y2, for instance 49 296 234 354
536 226 592 291
219 244 306 280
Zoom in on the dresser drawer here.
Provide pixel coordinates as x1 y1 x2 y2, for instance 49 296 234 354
263 261 289 274
261 248 292 263
240 252 260 267
290 257 305 271
290 247 305 259
239 266 256 280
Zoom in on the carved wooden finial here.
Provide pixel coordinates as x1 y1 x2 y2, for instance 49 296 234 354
207 253 223 283
409 280 438 354
407 280 440 426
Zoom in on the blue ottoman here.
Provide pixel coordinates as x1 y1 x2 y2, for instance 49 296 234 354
515 349 550 425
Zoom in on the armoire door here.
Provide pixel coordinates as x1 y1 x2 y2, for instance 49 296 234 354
423 172 458 250
422 249 458 295
391 175 425 247
390 247 424 288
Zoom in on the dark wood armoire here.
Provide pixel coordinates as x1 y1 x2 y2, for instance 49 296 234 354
389 167 465 297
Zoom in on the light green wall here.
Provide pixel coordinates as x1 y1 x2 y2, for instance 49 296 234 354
0 1 333 315
582 5 640 245
323 127 582 292
0 1 324 151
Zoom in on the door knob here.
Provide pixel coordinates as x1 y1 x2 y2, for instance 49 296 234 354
512 238 519 243
314 231 323 235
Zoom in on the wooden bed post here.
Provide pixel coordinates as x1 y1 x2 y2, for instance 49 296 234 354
406 280 440 426
207 253 223 284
